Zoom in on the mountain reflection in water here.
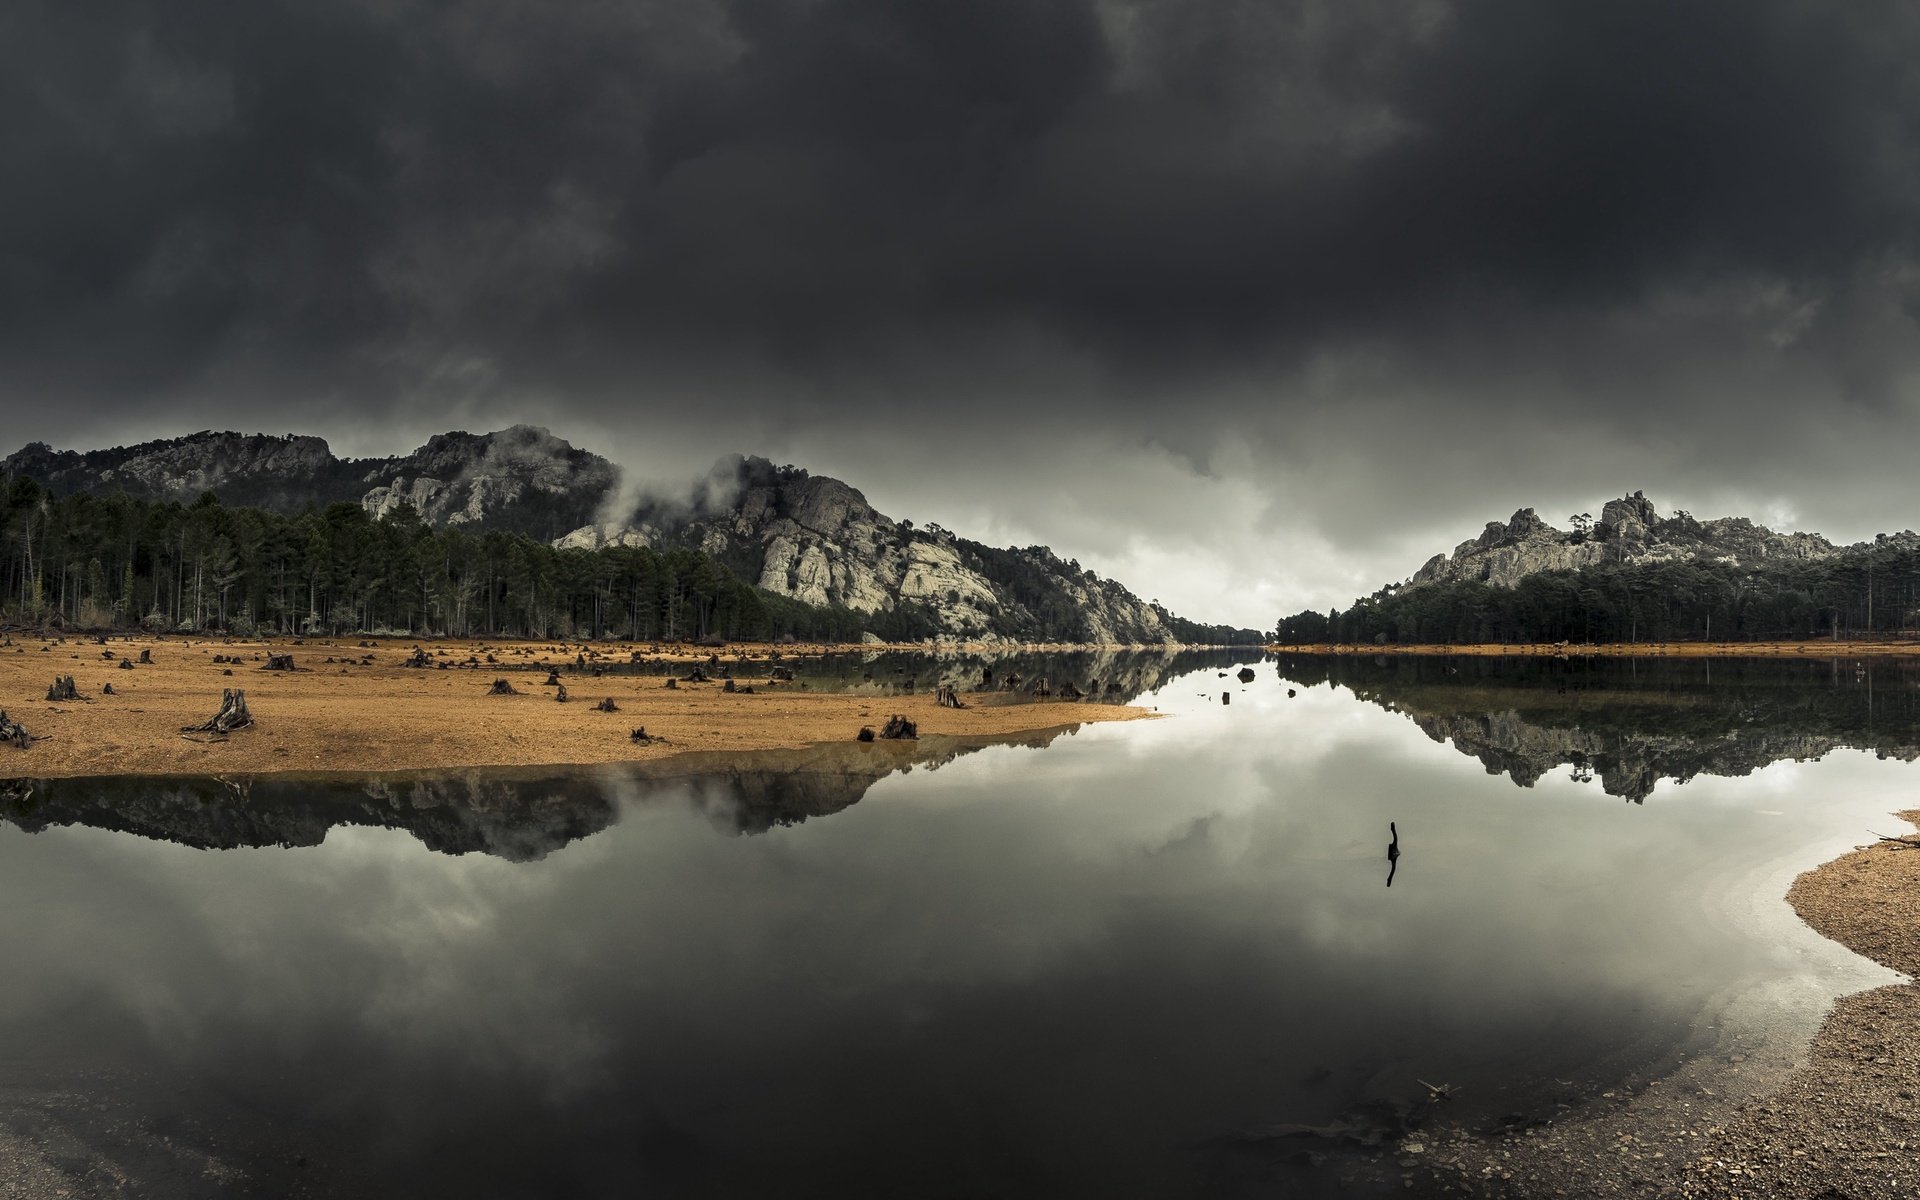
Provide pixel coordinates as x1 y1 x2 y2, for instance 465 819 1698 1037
1276 653 1920 802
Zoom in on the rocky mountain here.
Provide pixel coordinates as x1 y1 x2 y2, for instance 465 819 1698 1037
1405 490 1903 590
563 455 1204 643
2 425 616 540
3 432 1254 644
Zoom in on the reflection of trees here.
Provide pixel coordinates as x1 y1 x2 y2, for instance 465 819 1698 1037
1276 655 1920 803
0 729 1075 859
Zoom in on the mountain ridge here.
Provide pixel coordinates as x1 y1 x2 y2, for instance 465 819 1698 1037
1 429 1257 644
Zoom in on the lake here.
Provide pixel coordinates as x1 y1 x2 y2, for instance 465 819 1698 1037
0 652 1909 1197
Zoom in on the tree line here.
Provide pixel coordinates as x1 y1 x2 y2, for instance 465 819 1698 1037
1275 547 1920 646
0 477 914 642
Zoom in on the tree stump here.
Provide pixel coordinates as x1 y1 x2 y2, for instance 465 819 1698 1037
769 667 795 682
262 654 296 671
138 648 153 664
934 684 966 708
182 689 253 734
879 714 917 740
1237 667 1257 683
0 711 35 749
664 677 678 689
118 658 134 671
595 697 619 713
1054 682 1081 701
685 668 710 684
488 678 519 696
554 683 570 702
46 676 83 702
723 679 737 693
402 647 431 668
1221 692 1231 705
857 726 876 742
1028 677 1050 697
629 727 651 743
543 671 561 687
102 682 116 695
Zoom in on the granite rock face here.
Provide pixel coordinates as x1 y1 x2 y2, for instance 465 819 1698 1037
2 425 615 540
1406 491 1877 590
573 455 1181 643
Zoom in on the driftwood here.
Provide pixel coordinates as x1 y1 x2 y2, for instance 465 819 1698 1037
46 675 83 702
856 726 876 743
0 710 36 749
594 697 619 713
1872 832 1920 850
182 689 253 734
554 683 570 703
488 678 519 696
402 647 431 668
934 684 966 709
879 714 917 740
261 654 296 672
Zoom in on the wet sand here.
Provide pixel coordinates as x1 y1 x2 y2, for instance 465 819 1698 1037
0 634 1151 779
1272 640 1920 658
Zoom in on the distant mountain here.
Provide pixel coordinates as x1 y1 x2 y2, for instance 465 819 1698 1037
1406 490 1914 591
2 425 615 541
3 431 1259 644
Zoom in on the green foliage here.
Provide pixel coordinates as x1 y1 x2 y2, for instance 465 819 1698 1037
1276 547 1920 645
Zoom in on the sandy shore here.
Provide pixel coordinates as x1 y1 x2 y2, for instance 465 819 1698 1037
1390 813 1920 1198
0 633 1150 779
1271 640 1920 658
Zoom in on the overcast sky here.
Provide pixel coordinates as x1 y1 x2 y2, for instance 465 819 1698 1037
5 0 1920 627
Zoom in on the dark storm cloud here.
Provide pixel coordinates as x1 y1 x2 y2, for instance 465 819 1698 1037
4 0 1920 621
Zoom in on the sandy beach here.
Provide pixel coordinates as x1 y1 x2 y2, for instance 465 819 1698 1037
0 633 1151 779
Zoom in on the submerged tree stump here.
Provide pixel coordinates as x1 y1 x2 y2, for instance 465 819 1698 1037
261 654 296 672
46 676 82 702
182 689 253 734
934 684 966 709
1237 667 1257 683
879 714 918 740
488 678 519 696
0 710 36 749
595 697 619 713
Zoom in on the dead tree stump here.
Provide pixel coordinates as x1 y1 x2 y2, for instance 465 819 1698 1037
857 726 876 742
138 648 153 664
879 714 917 740
0 711 35 749
543 671 561 687
402 648 431 668
488 678 519 696
595 697 619 712
1237 667 1257 683
118 658 134 671
102 682 116 695
554 683 570 703
934 684 966 709
664 677 678 689
46 676 82 702
630 727 651 743
723 679 737 693
685 668 710 684
182 689 253 734
262 654 296 671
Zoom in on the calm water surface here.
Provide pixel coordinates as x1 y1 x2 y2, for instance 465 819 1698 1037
0 654 1912 1197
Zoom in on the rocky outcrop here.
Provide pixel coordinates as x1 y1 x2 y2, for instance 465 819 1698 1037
1 425 615 540
570 454 1190 643
1407 491 1866 590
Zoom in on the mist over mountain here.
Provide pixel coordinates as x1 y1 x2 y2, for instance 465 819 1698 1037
1 427 1257 643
